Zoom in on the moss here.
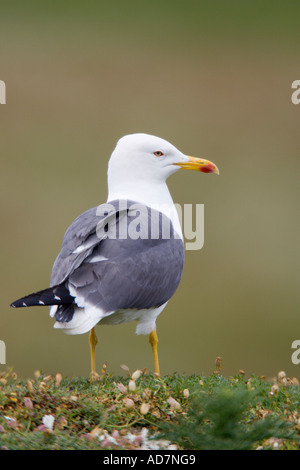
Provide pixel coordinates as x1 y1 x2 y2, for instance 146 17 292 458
0 368 299 450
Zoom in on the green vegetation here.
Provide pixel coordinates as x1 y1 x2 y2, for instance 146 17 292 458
0 365 299 450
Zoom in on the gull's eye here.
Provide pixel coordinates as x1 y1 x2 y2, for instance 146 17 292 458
153 151 164 157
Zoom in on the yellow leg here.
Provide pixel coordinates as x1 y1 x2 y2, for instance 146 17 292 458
89 328 99 380
149 328 160 376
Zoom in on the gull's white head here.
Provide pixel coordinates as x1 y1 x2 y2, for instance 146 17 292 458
108 133 186 183
107 133 219 204
108 132 218 180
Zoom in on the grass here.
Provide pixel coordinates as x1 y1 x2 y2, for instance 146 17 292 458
0 363 299 450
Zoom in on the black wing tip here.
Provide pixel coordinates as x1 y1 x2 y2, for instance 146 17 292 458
10 285 74 309
10 299 27 308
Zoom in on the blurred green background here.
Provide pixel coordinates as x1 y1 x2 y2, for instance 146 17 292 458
1 0 299 379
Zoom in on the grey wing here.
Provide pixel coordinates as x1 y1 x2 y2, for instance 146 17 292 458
66 203 185 313
51 200 185 316
50 202 127 287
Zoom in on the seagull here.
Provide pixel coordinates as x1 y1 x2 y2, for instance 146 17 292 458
10 133 219 378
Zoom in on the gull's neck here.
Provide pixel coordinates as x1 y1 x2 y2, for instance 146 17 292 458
107 178 183 239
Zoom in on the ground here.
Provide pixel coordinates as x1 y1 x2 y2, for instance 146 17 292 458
0 364 299 450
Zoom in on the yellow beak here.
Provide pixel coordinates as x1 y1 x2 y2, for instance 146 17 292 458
174 156 219 175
